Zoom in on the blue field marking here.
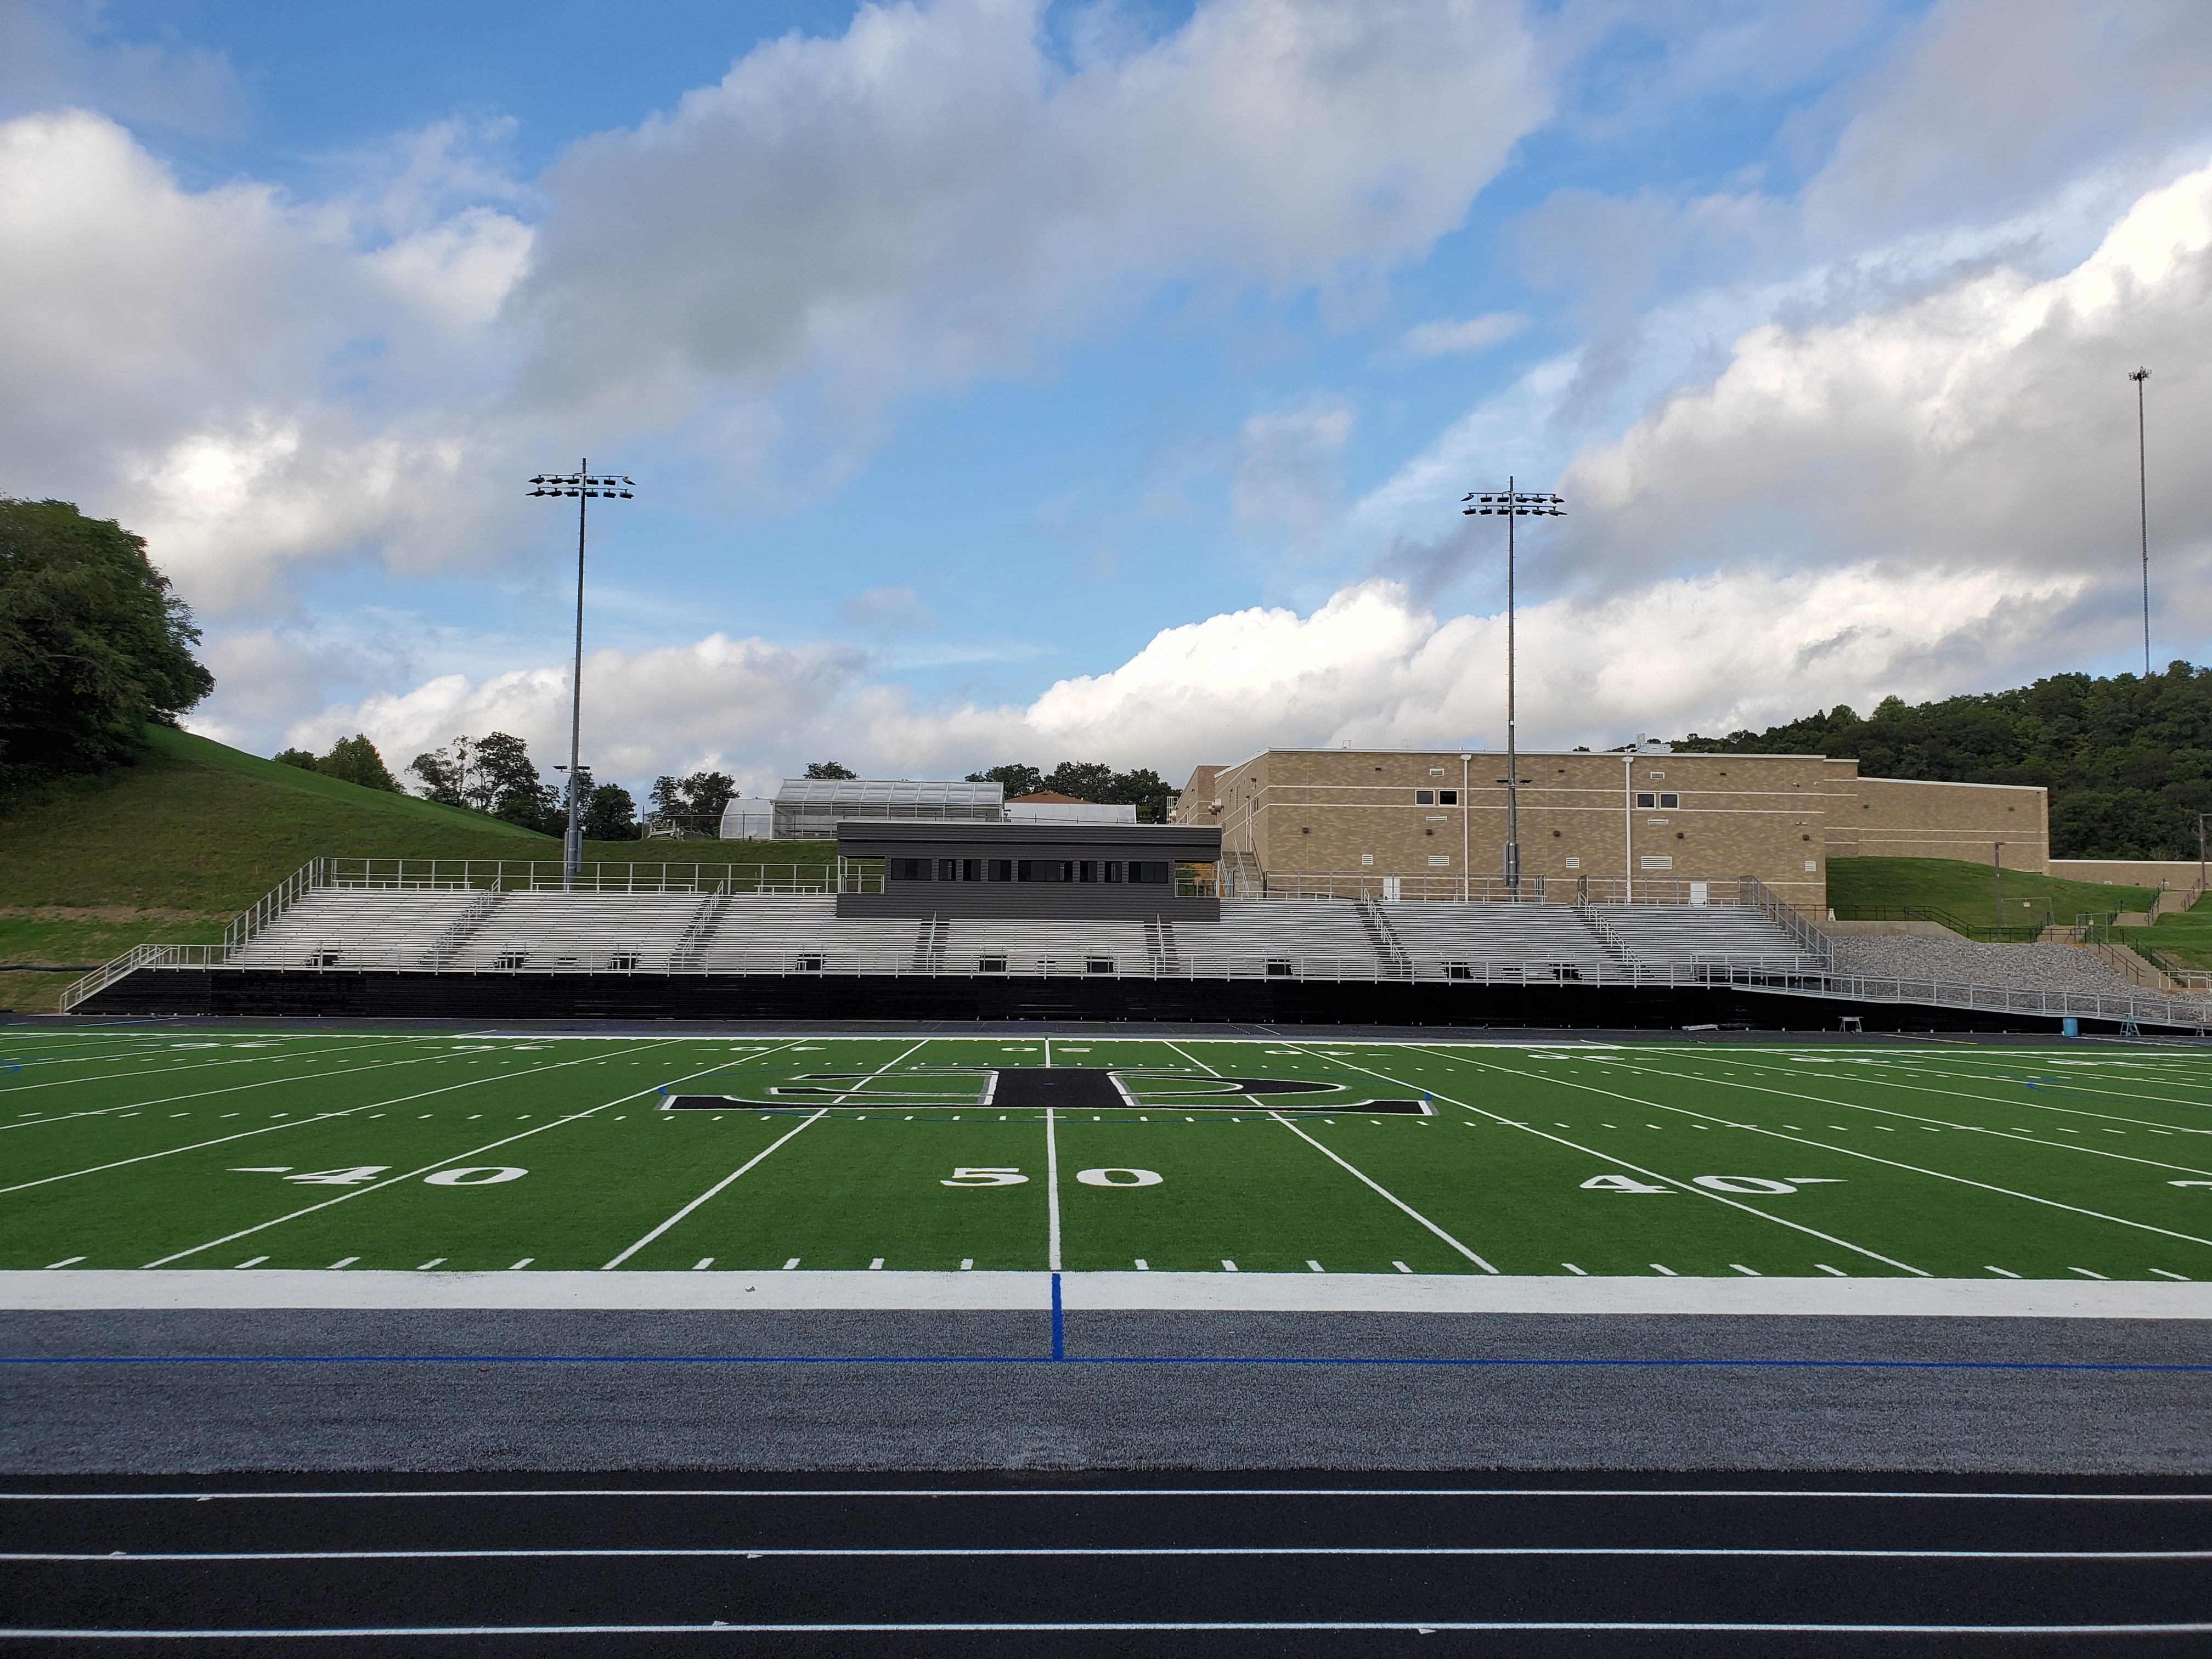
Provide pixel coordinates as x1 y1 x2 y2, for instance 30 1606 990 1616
5 1354 2209 1372
1051 1271 1064 1359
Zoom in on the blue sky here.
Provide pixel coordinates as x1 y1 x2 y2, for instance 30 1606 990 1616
4 0 2209 797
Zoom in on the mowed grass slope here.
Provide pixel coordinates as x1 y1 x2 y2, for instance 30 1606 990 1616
0 729 830 1006
5 1035 2208 1285
1827 856 2157 926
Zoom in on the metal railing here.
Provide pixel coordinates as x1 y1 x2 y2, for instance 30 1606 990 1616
1242 873 1775 905
64 940 2211 1029
314 857 868 894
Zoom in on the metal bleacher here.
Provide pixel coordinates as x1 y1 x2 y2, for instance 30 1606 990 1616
1593 903 1822 973
227 887 487 970
1186 899 1384 979
945 919 1154 977
1380 900 1615 981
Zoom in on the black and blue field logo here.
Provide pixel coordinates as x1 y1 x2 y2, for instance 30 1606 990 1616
662 1067 1425 1115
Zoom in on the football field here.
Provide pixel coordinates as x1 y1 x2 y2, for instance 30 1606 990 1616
4 1028 2211 1284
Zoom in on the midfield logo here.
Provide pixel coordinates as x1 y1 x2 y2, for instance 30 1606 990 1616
662 1066 1426 1115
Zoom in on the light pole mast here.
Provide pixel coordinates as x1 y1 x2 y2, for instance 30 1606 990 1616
1464 481 1565 898
2130 367 2152 677
527 463 636 886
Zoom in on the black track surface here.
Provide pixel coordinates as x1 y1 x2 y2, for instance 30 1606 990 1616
3 1474 2209 1654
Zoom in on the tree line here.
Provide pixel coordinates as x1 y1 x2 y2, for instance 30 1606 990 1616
1670 661 2212 861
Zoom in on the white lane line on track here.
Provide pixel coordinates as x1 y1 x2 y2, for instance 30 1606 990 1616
600 1037 919 1271
1364 1047 1931 1278
10 1623 2211 1638
137 1041 707 1268
10 1486 2211 1501
1165 1040 1499 1272
1589 1055 2212 1257
13 1547 2209 1561
1869 1054 2212 1120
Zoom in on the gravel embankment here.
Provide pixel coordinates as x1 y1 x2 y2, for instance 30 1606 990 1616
1829 935 2193 1001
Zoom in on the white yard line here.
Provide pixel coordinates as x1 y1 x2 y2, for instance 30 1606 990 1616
1375 1046 1932 1278
0 1035 424 1102
601 1037 925 1271
138 1041 699 1268
1683 1055 2212 1180
1583 1055 2212 1259
1739 1052 2212 1136
0 1049 478 1164
1165 1040 1497 1273
0 1046 646 1197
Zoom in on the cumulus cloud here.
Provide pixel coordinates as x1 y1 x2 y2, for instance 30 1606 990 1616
517 0 1549 420
1396 312 1527 358
283 553 2086 794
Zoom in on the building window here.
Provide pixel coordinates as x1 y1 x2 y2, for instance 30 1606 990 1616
1415 789 1435 804
1565 857 1581 870
1658 793 1679 809
990 859 1013 882
1439 790 1459 805
1129 861 1170 884
1640 855 1674 870
1429 766 1446 776
889 857 930 881
1649 771 1666 779
1361 854 1374 866
1017 860 1072 883
1428 855 1451 866
1635 792 1656 808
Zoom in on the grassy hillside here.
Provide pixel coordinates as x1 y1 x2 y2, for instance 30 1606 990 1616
1826 855 2157 935
0 729 828 1008
2123 897 2212 972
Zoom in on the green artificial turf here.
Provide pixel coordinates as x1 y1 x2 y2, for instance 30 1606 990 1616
7 1034 2208 1282
1826 856 2157 930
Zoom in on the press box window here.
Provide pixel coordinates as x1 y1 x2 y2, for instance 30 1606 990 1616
1415 789 1435 804
1658 793 1679 809
1438 790 1459 805
1635 792 1656 808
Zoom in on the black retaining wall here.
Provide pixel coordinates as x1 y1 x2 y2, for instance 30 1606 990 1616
72 968 2186 1034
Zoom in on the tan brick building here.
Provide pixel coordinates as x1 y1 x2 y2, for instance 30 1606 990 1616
1176 748 2048 910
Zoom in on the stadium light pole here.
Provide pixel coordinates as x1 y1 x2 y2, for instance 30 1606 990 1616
527 461 636 887
2130 367 2152 676
1463 479 1565 897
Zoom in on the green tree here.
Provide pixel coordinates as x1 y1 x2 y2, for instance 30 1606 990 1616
407 741 471 809
647 770 737 833
583 782 638 840
314 733 400 792
472 732 558 830
0 498 213 786
967 763 1043 798
804 759 856 778
273 748 317 771
1041 760 1116 800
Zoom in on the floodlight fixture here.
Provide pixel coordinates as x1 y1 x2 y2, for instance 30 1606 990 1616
526 460 638 886
1461 478 1567 896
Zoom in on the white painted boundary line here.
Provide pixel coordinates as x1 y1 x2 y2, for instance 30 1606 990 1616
6 1268 2211 1316
10 1623 2212 1639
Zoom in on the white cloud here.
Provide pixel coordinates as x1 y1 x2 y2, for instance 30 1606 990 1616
1396 312 1527 358
1229 397 1356 557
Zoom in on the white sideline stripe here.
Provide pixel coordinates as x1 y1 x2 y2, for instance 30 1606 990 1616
4 1269 2210 1316
9 1485 2210 1502
8 1622 2211 1638
601 1039 922 1270
14 1547 2208 1561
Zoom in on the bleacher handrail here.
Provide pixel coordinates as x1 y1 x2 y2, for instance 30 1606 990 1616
1741 874 1834 968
